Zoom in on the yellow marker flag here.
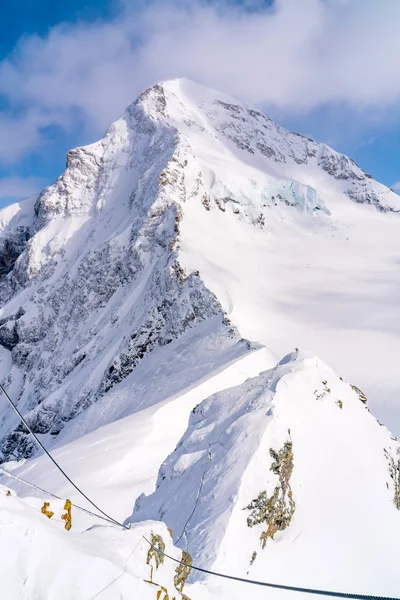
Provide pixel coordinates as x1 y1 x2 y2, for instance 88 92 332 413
41 502 54 519
61 499 72 531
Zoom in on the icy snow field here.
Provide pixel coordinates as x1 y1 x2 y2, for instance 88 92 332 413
172 80 400 432
180 195 400 429
0 78 399 598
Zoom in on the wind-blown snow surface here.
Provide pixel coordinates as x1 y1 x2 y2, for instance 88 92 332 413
4 344 272 523
0 78 399 598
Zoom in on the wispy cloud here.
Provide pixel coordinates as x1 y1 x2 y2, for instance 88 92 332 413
0 0 400 163
392 181 400 192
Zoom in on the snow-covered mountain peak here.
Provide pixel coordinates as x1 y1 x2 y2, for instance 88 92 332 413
0 77 399 463
131 78 398 213
30 76 400 231
0 78 400 599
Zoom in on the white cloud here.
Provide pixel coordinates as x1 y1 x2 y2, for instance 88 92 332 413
392 182 400 192
0 0 400 162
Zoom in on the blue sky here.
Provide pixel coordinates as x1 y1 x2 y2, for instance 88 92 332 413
0 0 399 207
0 0 120 206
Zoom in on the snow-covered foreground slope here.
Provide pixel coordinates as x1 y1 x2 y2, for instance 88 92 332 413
0 345 273 600
4 349 399 599
130 352 400 598
0 483 200 600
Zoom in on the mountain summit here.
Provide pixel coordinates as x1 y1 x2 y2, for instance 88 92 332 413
0 78 399 458
0 78 399 598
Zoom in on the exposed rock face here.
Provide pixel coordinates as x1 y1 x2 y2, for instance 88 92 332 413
245 440 295 547
0 227 31 280
0 88 236 459
0 78 398 460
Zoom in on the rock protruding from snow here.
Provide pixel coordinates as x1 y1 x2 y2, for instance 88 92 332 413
129 351 400 597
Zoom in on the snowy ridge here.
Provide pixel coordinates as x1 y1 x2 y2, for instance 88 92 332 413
0 344 275 599
4 348 399 599
142 79 399 214
130 352 400 597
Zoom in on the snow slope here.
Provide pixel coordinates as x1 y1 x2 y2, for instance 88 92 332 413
5 347 400 599
130 351 400 599
3 344 272 523
0 344 273 600
0 483 200 600
162 79 400 431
